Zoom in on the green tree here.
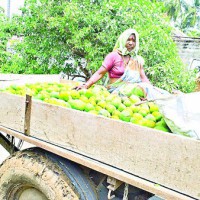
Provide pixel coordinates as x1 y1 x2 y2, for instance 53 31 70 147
161 0 200 37
0 0 196 92
0 8 10 65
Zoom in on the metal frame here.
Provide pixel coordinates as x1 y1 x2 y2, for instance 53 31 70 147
0 132 19 154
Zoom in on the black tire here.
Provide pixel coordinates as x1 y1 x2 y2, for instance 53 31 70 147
0 147 98 200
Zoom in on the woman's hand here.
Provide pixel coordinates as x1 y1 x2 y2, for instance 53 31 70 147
73 66 108 91
73 83 89 91
75 66 108 91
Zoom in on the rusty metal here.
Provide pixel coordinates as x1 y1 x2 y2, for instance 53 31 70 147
107 189 115 200
107 177 123 199
122 183 129 200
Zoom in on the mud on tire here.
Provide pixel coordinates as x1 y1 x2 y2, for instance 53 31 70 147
0 147 98 200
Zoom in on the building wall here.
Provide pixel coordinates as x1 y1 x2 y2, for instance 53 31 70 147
173 36 200 68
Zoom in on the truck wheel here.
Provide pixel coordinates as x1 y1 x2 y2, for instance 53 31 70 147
0 147 98 200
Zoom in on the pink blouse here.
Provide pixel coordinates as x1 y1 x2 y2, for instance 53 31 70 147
102 52 125 78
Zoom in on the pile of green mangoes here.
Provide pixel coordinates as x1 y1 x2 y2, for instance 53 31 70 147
1 82 171 132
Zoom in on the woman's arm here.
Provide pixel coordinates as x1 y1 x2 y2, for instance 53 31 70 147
78 66 108 89
75 52 116 90
140 66 151 84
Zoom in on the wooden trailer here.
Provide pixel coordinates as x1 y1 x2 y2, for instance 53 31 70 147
0 75 199 200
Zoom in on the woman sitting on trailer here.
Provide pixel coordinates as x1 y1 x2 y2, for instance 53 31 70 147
75 28 169 100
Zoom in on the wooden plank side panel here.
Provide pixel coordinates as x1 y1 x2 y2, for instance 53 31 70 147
0 125 194 200
30 100 200 199
0 93 25 132
0 93 199 199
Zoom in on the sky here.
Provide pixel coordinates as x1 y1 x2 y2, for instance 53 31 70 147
0 0 25 17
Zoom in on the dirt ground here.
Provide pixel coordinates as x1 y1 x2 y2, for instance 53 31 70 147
0 138 33 164
0 145 9 164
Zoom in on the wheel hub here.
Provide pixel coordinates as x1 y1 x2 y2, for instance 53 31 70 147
15 187 48 200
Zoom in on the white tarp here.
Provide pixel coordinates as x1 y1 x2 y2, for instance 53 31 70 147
156 92 200 139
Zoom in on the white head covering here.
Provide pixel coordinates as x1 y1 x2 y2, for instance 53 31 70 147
113 29 139 56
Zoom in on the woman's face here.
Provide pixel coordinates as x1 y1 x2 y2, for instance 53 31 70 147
125 34 136 52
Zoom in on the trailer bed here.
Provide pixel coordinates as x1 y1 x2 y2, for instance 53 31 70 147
0 75 199 200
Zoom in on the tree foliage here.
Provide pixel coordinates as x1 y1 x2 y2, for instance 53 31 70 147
161 0 200 37
0 9 12 65
0 0 196 92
